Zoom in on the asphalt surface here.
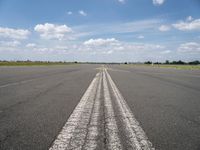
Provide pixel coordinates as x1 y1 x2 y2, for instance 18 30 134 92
0 64 200 150
0 65 98 150
108 65 200 150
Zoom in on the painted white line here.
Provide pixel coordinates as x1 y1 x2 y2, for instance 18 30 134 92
103 70 122 150
49 72 100 150
83 72 102 150
105 69 154 150
49 67 154 150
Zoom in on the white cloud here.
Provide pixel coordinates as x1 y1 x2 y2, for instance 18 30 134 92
81 38 165 56
0 35 169 62
84 38 119 46
112 19 161 33
74 19 162 36
137 35 144 39
178 42 200 53
122 43 165 51
0 27 30 40
173 19 200 31
159 25 171 31
83 38 165 51
34 23 73 40
67 11 72 15
153 0 165 6
0 40 21 47
79 10 87 16
118 0 125 4
26 43 36 48
107 50 113 54
160 50 171 54
186 16 193 21
102 50 113 55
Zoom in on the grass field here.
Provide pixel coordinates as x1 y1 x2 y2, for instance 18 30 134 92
154 64 200 70
0 61 77 66
126 64 200 70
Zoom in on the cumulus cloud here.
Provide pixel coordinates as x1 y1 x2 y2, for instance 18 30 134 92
0 40 21 47
153 0 165 6
186 16 193 21
159 25 171 31
173 18 200 31
122 43 165 51
0 35 168 61
34 23 72 40
67 11 72 15
81 38 165 56
26 43 36 48
0 27 30 40
178 42 200 53
118 0 125 4
83 38 165 51
160 50 171 54
79 10 87 16
84 38 119 46
137 35 144 39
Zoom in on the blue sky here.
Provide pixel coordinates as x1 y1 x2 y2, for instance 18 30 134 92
0 0 200 62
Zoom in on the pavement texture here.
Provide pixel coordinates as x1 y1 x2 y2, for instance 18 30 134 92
107 65 200 150
0 64 200 150
0 65 98 150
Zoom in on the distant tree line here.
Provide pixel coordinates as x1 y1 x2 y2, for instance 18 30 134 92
144 60 200 65
1 60 200 65
0 60 79 66
0 60 78 63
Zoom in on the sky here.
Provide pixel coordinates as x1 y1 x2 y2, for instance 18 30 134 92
0 0 200 62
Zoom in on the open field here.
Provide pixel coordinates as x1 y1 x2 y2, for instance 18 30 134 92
1 61 200 70
0 61 77 66
125 64 200 70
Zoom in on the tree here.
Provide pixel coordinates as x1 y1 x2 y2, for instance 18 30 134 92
188 60 200 65
144 61 152 64
165 60 169 64
177 60 185 64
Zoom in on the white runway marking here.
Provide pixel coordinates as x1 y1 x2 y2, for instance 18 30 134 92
103 70 122 150
49 73 100 150
105 69 154 150
49 67 154 150
83 72 102 150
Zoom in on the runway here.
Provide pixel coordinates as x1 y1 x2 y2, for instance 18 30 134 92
0 64 200 150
